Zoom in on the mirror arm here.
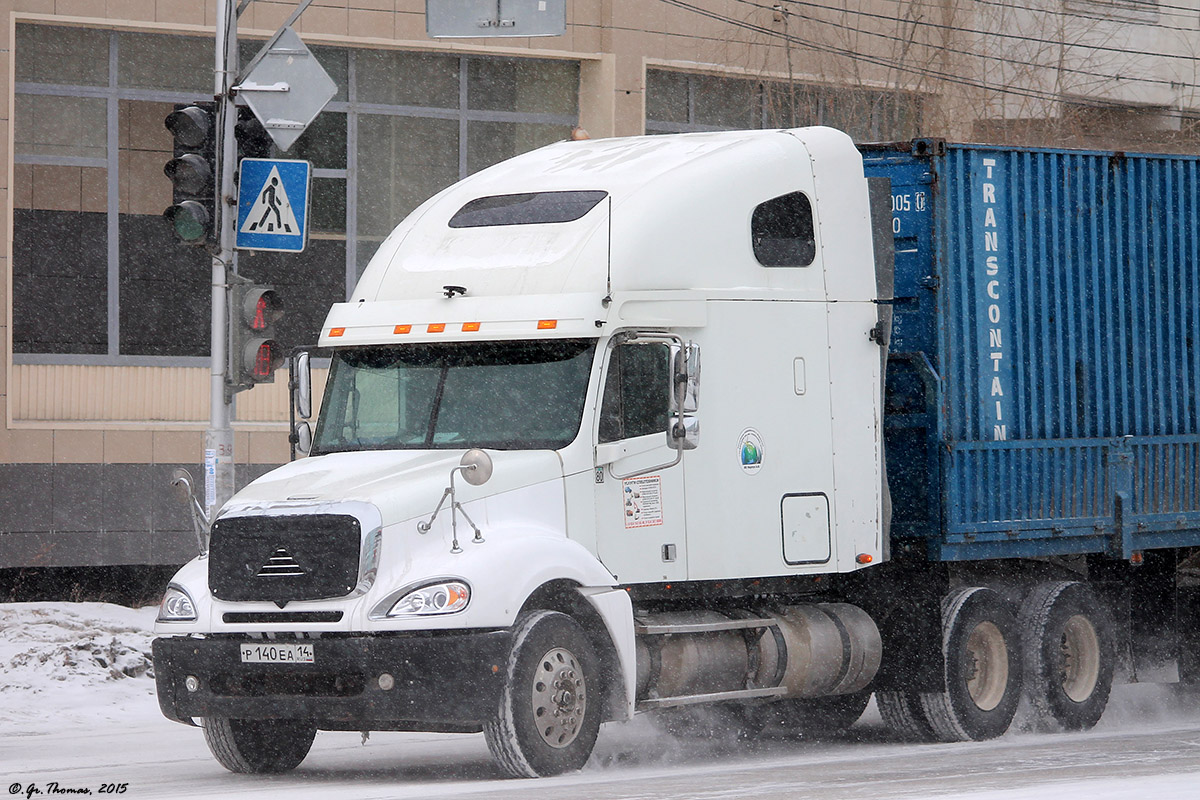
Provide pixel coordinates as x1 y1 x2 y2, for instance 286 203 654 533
288 351 299 462
417 460 488 554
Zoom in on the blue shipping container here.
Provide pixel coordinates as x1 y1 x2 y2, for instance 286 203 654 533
862 141 1200 562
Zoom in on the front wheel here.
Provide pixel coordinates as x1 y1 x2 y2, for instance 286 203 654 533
202 718 316 774
484 610 602 778
919 587 1022 742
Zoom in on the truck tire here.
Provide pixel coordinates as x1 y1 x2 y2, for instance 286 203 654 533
1019 581 1113 732
202 718 316 774
919 587 1022 742
763 690 872 739
484 610 602 778
876 690 935 741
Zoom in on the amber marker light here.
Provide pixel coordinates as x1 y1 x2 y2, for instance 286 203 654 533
462 322 481 332
537 319 558 330
394 324 412 334
427 323 446 333
856 553 874 564
329 327 345 337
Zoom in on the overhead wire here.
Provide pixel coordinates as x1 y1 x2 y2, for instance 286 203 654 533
755 0 1185 91
657 0 1200 121
763 0 1200 66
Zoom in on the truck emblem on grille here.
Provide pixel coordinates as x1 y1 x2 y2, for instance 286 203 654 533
256 547 307 577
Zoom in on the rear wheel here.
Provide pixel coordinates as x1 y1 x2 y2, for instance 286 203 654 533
1019 581 1113 732
919 587 1022 742
203 718 316 774
484 610 602 778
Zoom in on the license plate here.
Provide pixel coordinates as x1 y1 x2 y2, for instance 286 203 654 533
239 643 315 664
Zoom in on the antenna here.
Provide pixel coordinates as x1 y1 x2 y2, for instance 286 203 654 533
605 194 613 301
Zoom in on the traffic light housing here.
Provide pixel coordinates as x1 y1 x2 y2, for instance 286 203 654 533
230 282 283 390
163 102 216 244
235 108 273 160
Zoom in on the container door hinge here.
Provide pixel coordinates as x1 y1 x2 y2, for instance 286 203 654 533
919 275 940 291
869 323 888 346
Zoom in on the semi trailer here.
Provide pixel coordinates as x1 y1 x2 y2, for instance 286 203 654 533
152 126 1200 777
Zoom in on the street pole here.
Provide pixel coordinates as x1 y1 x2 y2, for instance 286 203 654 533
205 0 238 521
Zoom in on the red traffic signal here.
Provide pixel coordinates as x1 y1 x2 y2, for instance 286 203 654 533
229 284 283 390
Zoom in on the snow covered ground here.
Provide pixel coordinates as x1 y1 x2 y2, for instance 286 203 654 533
4 601 1200 799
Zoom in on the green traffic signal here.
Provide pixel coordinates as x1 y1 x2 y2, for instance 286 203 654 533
163 200 211 243
163 102 216 245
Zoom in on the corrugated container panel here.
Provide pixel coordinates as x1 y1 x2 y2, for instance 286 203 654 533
864 142 1200 561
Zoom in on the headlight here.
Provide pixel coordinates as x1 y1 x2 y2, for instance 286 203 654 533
157 585 197 622
375 580 470 618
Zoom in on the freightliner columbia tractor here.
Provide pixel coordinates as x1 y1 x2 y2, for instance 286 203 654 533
153 126 1200 777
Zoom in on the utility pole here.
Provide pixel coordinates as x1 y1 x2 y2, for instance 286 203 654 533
205 0 238 520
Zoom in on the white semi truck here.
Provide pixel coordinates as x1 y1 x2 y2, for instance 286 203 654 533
153 126 1200 777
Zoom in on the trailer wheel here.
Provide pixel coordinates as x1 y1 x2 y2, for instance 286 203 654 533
1019 581 1113 732
876 690 935 742
764 690 872 738
919 587 1021 742
202 718 316 774
484 610 601 778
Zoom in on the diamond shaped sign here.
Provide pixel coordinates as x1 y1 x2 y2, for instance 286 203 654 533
236 27 336 152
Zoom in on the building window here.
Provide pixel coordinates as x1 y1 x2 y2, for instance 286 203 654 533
645 68 921 142
12 24 580 363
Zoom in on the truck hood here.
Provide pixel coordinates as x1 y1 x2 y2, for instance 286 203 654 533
219 449 566 527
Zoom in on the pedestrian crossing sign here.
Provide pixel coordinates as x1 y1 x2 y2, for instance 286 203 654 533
236 158 311 253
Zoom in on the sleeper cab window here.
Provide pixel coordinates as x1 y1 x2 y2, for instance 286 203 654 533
752 190 815 267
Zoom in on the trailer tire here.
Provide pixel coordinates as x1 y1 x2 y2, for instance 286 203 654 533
484 610 601 778
1019 581 1113 732
202 718 316 774
919 587 1021 742
764 690 872 738
876 690 935 742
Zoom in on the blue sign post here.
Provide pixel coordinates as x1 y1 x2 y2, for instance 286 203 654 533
236 158 310 252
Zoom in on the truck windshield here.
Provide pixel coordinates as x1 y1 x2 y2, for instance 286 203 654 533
311 339 597 453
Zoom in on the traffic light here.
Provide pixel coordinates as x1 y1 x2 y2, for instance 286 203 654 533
163 102 216 244
235 108 273 160
229 282 283 390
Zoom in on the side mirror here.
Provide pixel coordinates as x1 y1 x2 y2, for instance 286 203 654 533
293 351 312 420
670 341 701 413
292 421 312 456
460 448 493 486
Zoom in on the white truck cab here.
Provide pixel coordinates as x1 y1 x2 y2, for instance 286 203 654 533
152 126 890 778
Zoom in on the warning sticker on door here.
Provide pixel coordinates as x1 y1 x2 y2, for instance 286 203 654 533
622 475 663 529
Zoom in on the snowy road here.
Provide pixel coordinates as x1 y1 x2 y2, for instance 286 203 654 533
6 684 1200 800
4 603 1200 799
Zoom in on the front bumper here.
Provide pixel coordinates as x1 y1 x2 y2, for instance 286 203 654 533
152 629 513 730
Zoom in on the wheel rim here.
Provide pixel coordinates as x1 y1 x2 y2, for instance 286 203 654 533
964 621 1009 712
530 646 587 749
1060 614 1101 702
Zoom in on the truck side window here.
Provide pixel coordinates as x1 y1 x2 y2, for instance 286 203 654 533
599 343 671 443
752 191 816 267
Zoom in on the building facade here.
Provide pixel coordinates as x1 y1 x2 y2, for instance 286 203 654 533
2 0 1198 570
